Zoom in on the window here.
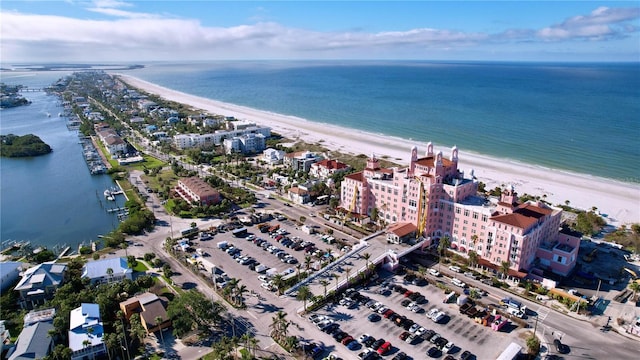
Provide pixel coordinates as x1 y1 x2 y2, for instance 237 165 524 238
455 207 461 214
473 212 478 219
482 215 488 222
464 209 469 216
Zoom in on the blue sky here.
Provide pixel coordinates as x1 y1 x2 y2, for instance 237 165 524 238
1 1 638 62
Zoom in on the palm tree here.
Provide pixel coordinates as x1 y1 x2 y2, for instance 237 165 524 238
155 316 165 347
296 263 302 278
320 279 329 298
500 261 511 280
297 285 313 312
271 274 285 295
269 311 288 342
363 252 371 270
344 267 352 285
106 267 114 283
438 235 451 259
235 284 248 307
248 337 259 358
468 251 479 269
304 256 312 271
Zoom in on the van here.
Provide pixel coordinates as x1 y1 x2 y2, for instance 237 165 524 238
217 241 229 249
255 264 269 273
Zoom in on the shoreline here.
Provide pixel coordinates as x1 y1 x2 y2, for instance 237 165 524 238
115 74 640 226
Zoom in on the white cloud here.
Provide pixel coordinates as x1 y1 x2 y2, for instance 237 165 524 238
537 6 640 41
1 5 638 62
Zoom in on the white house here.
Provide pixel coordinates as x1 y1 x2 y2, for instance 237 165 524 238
82 257 132 284
262 148 285 165
69 304 107 360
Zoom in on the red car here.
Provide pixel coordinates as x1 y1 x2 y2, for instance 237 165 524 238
383 309 395 318
377 341 392 355
341 336 354 345
404 290 414 297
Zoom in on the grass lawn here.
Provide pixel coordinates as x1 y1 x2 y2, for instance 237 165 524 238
142 168 180 192
133 261 149 272
127 154 166 171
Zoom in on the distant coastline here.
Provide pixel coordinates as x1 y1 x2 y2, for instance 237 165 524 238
0 63 144 72
118 74 640 225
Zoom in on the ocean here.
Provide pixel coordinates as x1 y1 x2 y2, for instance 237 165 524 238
121 61 640 183
0 71 126 251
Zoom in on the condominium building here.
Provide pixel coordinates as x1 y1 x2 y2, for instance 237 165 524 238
174 177 221 206
173 126 271 150
340 142 577 276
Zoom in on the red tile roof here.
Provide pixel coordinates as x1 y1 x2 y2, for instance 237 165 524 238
315 159 348 170
491 213 538 229
345 172 364 182
387 222 417 237
414 156 453 167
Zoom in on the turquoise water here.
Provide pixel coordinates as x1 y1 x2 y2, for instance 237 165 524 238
0 72 125 250
122 61 640 183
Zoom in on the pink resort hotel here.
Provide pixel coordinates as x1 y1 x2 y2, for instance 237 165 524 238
339 142 581 280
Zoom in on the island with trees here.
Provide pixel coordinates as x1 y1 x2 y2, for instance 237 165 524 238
0 133 52 157
0 83 32 108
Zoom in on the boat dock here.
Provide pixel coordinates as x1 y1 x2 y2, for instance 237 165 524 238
79 136 108 175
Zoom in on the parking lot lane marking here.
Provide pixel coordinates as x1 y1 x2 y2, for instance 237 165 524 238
246 311 258 320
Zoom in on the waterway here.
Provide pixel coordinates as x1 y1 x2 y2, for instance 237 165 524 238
0 73 126 252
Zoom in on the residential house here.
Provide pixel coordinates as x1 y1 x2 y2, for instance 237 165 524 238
284 151 322 172
262 148 285 165
69 304 107 360
287 186 310 204
7 309 55 360
129 116 145 124
119 293 171 334
82 257 132 284
15 262 66 309
310 159 350 180
175 177 221 206
0 261 23 292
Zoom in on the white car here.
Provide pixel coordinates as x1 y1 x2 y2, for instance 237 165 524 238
357 334 371 344
261 282 274 291
449 265 461 273
405 302 416 310
444 342 454 353
451 278 466 288
432 311 446 323
427 308 440 319
428 268 441 277
258 275 270 283
408 323 420 333
415 327 426 336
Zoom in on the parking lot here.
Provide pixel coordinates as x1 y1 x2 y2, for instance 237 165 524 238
304 271 520 360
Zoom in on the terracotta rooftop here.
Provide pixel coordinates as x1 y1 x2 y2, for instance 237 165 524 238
491 213 538 229
414 155 454 168
345 172 364 182
179 177 219 198
314 159 349 170
517 203 552 217
387 222 417 237
288 186 309 195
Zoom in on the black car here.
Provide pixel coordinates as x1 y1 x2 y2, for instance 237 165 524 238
371 338 386 350
423 330 436 341
553 339 570 354
427 346 441 358
391 352 407 360
363 336 376 348
402 319 415 331
435 337 448 349
460 350 473 360
333 331 348 341
323 323 340 334
401 299 412 307
409 292 422 301
368 313 381 322
388 313 400 322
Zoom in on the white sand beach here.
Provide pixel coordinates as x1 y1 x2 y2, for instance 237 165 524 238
117 74 640 226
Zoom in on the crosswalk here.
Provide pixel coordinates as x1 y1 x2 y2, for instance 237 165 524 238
536 305 550 322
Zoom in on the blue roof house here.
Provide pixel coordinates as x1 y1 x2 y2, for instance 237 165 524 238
82 257 133 285
69 304 107 360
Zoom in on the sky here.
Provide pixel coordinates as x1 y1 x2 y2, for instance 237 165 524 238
1 0 639 63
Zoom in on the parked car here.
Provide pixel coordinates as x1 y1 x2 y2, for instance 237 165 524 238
449 265 461 273
429 268 441 277
368 313 381 322
427 346 441 358
460 350 473 360
553 339 570 354
391 352 407 360
371 338 386 351
377 341 392 355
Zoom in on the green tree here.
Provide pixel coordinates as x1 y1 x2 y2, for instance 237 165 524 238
320 279 329 298
500 261 511 280
526 335 540 355
363 252 371 270
296 285 313 312
468 251 479 269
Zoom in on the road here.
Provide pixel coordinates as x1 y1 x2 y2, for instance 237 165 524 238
432 267 639 359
